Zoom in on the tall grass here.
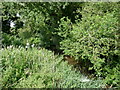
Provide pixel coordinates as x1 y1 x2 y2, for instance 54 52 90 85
0 47 104 88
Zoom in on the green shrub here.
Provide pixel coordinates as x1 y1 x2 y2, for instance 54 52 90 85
58 3 120 87
2 33 22 46
0 47 103 88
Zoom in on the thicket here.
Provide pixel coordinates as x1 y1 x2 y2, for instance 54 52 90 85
1 2 120 88
58 3 120 87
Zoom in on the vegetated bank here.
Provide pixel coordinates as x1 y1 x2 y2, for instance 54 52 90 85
0 47 104 88
2 2 120 88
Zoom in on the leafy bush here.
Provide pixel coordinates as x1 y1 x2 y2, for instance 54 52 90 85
0 47 103 88
58 3 120 87
2 33 22 46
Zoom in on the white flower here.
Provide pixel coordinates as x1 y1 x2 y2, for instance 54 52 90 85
25 46 28 49
1 48 4 50
80 76 91 82
26 43 29 46
31 44 35 48
10 21 15 28
16 13 20 17
7 46 10 49
18 46 21 48
9 45 13 48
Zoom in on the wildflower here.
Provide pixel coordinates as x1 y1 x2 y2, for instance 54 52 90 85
10 21 15 28
26 43 29 46
18 46 21 48
9 45 13 48
7 46 10 49
16 13 20 17
1 48 4 51
25 46 28 49
80 76 91 82
31 44 35 48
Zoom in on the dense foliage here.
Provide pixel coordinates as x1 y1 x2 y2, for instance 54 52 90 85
0 47 103 88
58 3 120 87
1 2 120 88
2 2 81 49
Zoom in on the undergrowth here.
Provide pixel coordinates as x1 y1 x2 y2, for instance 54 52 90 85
0 47 104 88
